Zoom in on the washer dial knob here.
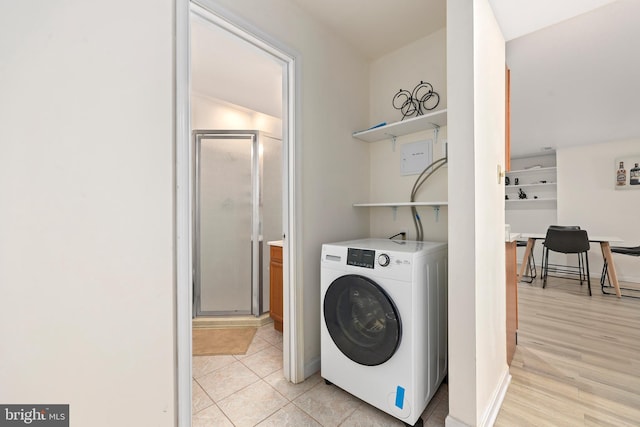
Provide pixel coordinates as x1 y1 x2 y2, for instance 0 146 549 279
378 253 391 267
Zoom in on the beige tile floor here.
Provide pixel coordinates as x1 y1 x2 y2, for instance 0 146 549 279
192 322 449 427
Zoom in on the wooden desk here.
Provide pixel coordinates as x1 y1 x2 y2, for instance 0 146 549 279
518 233 623 298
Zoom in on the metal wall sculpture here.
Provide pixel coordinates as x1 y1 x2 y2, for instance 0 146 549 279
392 81 440 121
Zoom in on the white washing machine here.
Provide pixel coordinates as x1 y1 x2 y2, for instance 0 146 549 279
320 238 447 427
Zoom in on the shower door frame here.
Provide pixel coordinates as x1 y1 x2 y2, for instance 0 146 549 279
193 130 267 317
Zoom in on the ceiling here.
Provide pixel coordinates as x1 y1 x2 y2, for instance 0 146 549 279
192 0 640 156
290 0 446 59
291 0 617 54
191 13 283 119
506 0 640 156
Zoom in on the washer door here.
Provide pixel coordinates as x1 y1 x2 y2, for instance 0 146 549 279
323 274 401 366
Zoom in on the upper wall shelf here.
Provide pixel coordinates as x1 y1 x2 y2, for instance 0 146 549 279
506 166 556 175
353 201 448 221
353 201 448 207
352 109 447 143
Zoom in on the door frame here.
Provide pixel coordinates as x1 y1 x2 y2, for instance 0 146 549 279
175 1 302 425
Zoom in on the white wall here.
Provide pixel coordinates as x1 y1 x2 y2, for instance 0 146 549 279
199 0 371 376
471 2 509 424
369 29 447 125
557 140 640 283
367 30 449 242
506 0 640 157
0 1 175 426
447 0 509 426
191 93 282 137
367 130 449 242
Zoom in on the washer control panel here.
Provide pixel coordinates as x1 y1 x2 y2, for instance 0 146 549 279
346 247 403 269
346 247 412 269
347 248 375 268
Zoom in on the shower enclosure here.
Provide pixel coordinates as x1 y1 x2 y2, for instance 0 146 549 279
193 130 282 317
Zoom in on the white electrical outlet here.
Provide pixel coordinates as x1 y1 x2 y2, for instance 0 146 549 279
400 228 409 240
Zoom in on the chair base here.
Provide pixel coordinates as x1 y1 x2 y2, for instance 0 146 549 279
542 250 591 296
517 241 536 283
601 285 640 299
520 258 536 283
600 261 640 299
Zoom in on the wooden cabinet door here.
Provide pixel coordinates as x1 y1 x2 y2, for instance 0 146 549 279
269 245 283 332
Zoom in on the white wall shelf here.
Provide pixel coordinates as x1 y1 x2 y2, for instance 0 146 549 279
506 166 556 175
505 198 556 203
352 109 447 143
505 198 557 210
506 182 556 189
354 201 447 221
353 201 448 207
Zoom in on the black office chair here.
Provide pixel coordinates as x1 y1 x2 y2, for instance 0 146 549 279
518 226 581 284
542 228 591 295
600 245 640 298
543 225 586 281
546 226 586 275
516 240 536 283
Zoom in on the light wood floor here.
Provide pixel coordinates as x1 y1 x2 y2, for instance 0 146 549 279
495 274 640 426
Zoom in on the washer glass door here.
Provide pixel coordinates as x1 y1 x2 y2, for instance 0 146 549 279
324 274 401 366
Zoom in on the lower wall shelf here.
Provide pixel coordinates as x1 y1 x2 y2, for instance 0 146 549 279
505 198 557 210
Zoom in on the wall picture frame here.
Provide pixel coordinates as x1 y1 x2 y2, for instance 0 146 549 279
615 154 640 189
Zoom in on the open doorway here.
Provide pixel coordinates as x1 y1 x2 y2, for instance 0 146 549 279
175 1 300 425
189 10 284 320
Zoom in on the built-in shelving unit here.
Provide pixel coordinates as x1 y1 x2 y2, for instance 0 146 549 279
352 110 449 222
352 109 447 143
505 165 557 208
505 152 557 245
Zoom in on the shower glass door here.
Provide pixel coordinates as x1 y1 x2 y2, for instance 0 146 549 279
195 131 257 316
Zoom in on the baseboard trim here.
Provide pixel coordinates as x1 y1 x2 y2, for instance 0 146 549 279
481 368 511 427
518 262 640 285
445 414 471 427
304 356 321 379
615 274 640 284
192 313 273 328
445 367 511 427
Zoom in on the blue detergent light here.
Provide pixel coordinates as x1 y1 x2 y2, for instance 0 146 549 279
395 386 405 409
